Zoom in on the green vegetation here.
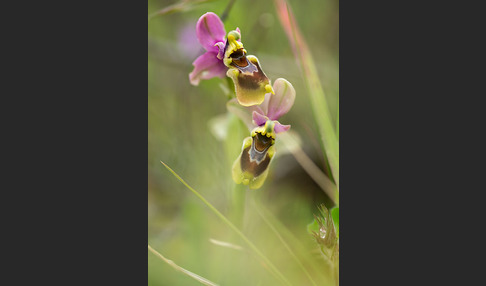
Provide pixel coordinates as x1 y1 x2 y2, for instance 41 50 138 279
148 0 339 285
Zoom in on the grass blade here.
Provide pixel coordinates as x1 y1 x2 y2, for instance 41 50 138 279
274 0 339 188
148 0 217 20
279 131 338 204
148 244 219 286
160 161 293 286
209 238 244 251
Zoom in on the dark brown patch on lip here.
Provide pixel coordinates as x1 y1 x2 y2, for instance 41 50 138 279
254 133 273 152
237 72 261 89
240 146 271 178
230 49 248 67
234 59 258 74
234 60 267 90
224 42 268 91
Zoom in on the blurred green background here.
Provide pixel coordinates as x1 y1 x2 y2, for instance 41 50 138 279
148 0 338 285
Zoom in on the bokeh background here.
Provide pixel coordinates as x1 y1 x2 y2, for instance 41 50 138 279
148 0 338 285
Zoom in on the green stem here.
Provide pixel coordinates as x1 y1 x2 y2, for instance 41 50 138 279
220 0 237 22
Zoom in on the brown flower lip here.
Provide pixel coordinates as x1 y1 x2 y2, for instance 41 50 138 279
229 48 258 74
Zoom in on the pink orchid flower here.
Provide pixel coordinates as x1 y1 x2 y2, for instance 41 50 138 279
250 78 296 133
188 12 273 107
227 78 295 133
188 12 238 86
230 79 295 189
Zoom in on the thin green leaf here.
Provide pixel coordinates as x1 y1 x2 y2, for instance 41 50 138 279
273 0 339 188
307 217 320 235
279 131 338 205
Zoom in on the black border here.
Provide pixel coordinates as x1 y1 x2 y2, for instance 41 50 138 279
5 1 148 284
341 0 483 285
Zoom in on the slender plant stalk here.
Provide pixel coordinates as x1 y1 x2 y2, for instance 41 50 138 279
231 183 247 229
279 132 337 204
161 161 294 286
220 0 237 22
148 244 219 286
148 0 217 20
274 0 339 188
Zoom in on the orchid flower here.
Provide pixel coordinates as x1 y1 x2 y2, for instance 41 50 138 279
189 12 274 107
250 78 295 133
222 32 274 107
228 78 295 133
188 12 228 86
231 78 295 189
232 120 277 189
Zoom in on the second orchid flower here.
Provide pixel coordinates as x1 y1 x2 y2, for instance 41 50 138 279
231 78 295 189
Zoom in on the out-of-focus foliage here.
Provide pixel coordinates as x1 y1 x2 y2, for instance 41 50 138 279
148 0 338 285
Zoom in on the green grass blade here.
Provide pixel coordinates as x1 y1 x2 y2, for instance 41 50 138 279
274 0 339 188
160 161 294 286
148 244 219 286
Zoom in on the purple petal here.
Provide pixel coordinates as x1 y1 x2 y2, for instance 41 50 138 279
251 104 266 117
266 78 296 120
252 111 268 126
215 42 225 59
189 52 227 86
196 12 226 52
258 93 271 116
274 121 291 133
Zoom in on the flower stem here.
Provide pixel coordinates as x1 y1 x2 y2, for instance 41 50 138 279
220 0 237 22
